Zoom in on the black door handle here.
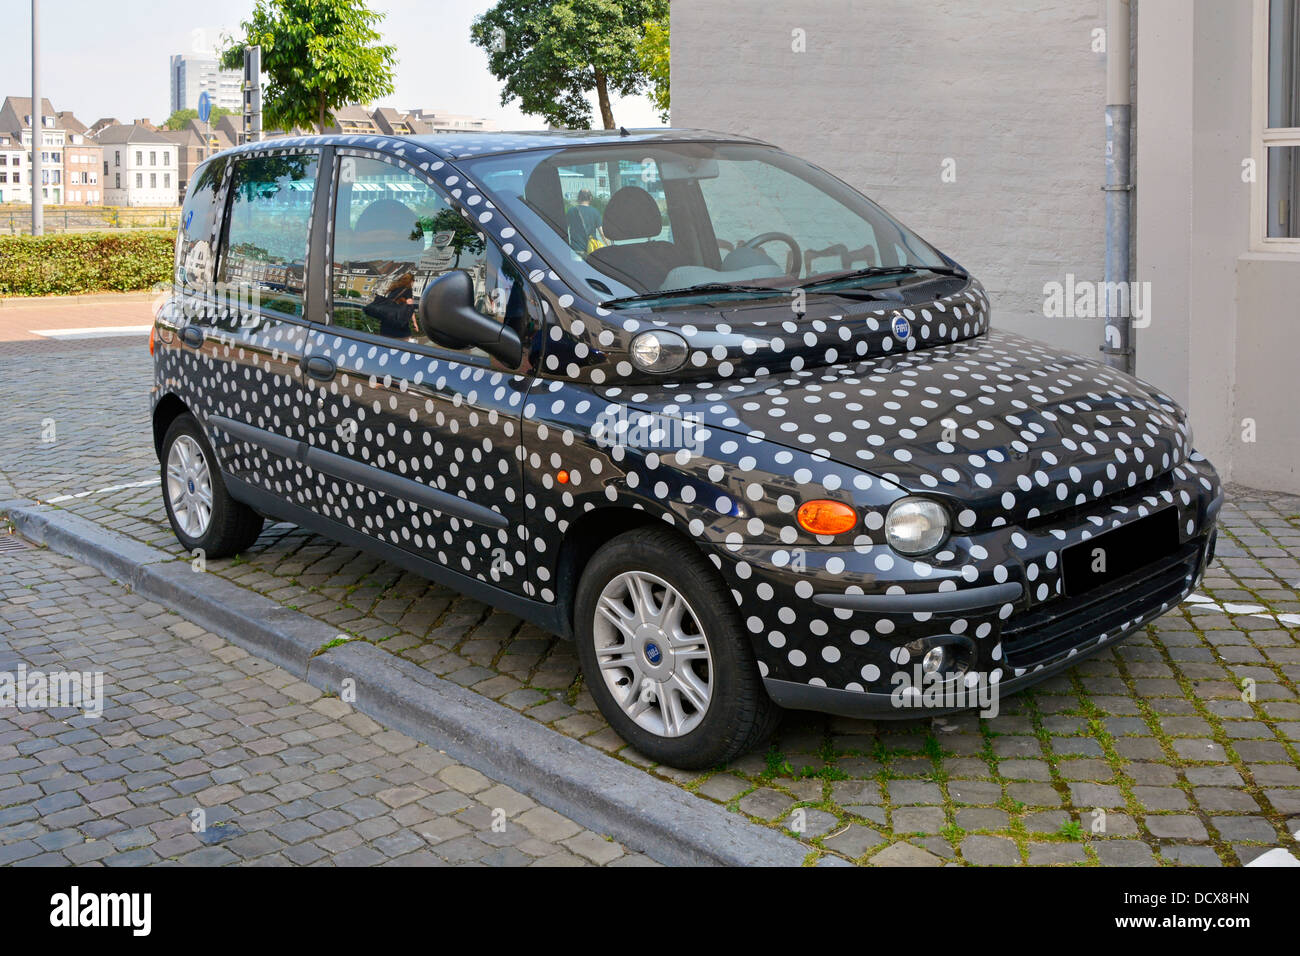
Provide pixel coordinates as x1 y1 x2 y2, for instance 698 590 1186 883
179 325 204 349
301 355 336 382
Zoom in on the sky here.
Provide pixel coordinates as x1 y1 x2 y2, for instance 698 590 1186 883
3 0 662 129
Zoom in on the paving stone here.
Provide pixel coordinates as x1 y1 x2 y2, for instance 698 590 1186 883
870 841 945 867
961 835 1021 865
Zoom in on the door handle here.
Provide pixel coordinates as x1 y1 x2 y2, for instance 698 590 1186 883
300 355 336 382
179 325 204 349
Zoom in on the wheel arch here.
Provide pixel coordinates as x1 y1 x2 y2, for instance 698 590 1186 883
552 504 715 640
152 392 191 460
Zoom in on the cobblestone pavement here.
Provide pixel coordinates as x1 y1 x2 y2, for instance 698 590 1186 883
3 334 1298 866
0 541 649 867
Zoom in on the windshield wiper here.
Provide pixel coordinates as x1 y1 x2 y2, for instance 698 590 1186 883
602 282 786 308
798 264 967 292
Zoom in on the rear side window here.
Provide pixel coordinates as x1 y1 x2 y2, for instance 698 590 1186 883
175 156 226 299
218 151 320 317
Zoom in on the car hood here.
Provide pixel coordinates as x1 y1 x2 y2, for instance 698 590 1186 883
597 328 1195 529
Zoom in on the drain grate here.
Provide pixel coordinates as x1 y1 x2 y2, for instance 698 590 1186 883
0 534 32 554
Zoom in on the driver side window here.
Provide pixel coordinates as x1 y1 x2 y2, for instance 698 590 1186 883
329 154 514 357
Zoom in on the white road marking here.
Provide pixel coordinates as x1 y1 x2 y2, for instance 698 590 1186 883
31 325 151 339
1184 592 1300 629
45 477 160 504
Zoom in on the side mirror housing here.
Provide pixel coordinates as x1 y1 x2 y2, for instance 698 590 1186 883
417 270 522 368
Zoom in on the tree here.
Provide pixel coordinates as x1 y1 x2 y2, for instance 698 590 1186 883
635 13 669 124
471 0 669 130
162 106 233 131
219 0 397 134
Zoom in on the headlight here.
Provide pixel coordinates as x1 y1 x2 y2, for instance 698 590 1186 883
630 330 688 373
885 497 949 555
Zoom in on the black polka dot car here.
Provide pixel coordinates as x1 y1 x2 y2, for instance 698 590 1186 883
151 129 1222 769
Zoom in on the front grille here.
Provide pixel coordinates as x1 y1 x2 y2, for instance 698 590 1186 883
1000 538 1202 669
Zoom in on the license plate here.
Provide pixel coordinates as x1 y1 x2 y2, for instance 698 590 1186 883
1061 508 1179 596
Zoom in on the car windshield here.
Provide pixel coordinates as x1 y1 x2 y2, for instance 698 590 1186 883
459 142 950 307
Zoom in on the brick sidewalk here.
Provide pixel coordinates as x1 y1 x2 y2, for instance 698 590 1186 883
0 295 153 343
0 543 652 867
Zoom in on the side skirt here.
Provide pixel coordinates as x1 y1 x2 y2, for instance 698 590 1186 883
224 474 570 639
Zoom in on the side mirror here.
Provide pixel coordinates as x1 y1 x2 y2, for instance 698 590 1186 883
417 270 522 368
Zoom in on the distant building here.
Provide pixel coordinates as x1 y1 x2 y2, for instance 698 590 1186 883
160 119 235 199
0 131 26 204
325 106 498 137
95 124 178 206
63 132 102 205
406 109 498 134
169 54 242 115
0 96 99 205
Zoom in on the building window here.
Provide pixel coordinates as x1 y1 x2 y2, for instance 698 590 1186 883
136 150 142 165
115 173 120 188
150 173 157 188
150 151 156 166
114 151 120 167
136 173 142 188
164 173 170 188
1263 0 1300 240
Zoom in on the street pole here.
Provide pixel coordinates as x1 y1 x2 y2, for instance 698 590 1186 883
30 0 42 236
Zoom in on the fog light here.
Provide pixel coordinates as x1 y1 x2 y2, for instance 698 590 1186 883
921 646 948 675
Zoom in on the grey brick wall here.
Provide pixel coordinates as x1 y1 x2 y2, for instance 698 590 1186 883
671 0 1113 360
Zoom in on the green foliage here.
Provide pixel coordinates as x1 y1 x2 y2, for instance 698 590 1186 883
162 106 234 131
471 0 670 129
0 231 174 296
220 0 398 133
636 14 670 123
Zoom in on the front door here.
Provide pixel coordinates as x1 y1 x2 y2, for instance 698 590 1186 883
298 149 541 597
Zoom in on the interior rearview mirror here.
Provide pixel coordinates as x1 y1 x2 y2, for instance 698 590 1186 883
417 270 522 368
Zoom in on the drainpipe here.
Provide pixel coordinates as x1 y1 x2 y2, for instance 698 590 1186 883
1102 0 1134 374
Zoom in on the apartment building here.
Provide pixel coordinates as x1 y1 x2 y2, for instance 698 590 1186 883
0 131 26 204
169 54 242 114
0 96 102 205
95 124 178 206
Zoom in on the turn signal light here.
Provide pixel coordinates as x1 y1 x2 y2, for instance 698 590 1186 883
796 500 857 536
149 324 156 355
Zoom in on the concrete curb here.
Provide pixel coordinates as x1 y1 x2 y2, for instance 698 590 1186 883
5 501 808 867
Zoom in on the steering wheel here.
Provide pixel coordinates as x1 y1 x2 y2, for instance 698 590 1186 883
738 231 802 277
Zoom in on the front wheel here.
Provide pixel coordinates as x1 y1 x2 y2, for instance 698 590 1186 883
574 527 780 769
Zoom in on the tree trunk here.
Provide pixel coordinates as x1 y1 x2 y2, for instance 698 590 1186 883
594 69 615 129
318 97 327 135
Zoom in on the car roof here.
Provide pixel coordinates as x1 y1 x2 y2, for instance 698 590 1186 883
217 127 773 162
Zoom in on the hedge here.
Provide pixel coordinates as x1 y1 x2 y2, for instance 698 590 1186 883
0 230 174 296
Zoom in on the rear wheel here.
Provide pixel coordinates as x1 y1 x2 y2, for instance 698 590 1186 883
574 526 780 769
160 413 263 558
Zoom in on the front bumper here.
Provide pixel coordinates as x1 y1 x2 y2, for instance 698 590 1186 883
721 456 1223 716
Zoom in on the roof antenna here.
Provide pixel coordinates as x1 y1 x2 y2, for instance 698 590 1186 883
619 126 630 137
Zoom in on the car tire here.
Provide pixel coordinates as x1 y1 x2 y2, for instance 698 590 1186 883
574 526 780 769
160 413 263 558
